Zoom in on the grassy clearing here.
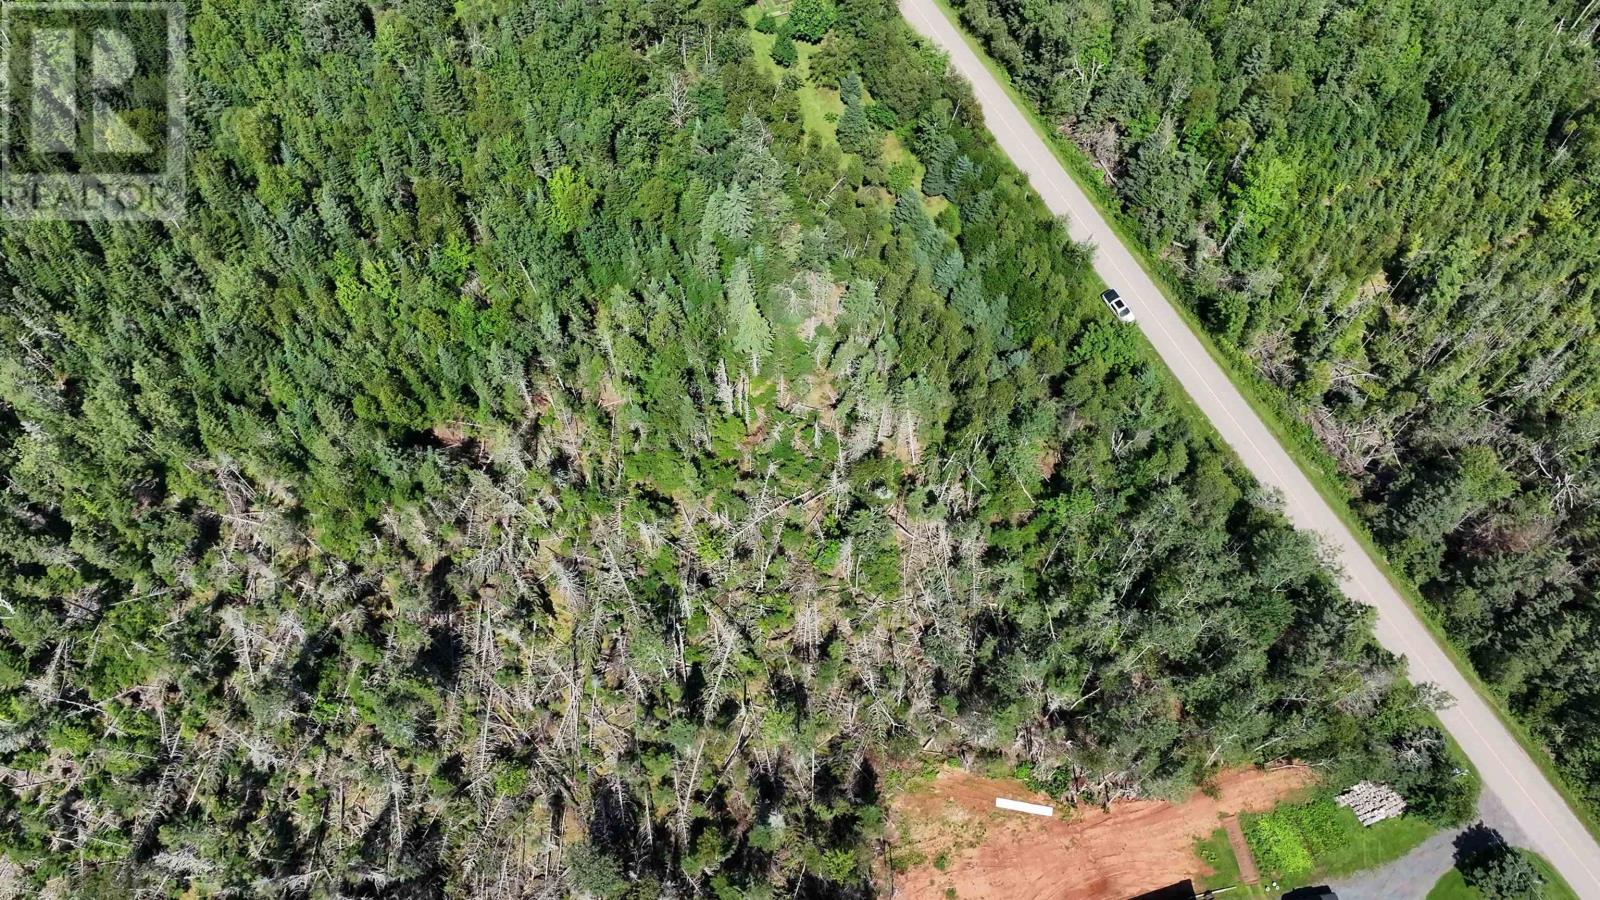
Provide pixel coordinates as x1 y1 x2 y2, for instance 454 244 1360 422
747 8 844 147
917 0 1600 845
1309 813 1436 879
1194 827 1272 898
1238 794 1435 895
752 2 933 219
1426 852 1580 900
1194 801 1435 897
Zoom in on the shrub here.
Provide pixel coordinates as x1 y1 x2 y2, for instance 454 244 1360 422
787 0 837 42
1378 726 1481 827
567 844 629 898
866 102 897 129
1279 796 1344 858
1245 813 1313 876
1242 794 1348 878
886 161 917 194
1413 770 1479 827
771 31 797 67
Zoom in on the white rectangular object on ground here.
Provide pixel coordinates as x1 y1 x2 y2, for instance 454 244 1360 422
994 797 1053 817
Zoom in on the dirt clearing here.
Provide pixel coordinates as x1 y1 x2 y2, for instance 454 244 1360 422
886 765 1311 899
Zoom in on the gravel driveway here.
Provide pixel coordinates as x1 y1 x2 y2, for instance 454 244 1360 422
1331 792 1528 900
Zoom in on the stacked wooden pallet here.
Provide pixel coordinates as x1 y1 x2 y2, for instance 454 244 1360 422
1336 781 1406 826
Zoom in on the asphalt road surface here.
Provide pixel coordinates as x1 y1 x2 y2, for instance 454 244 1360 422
897 0 1600 894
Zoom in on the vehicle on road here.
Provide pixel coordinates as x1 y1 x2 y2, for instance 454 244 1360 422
900 0 1600 892
1101 288 1135 323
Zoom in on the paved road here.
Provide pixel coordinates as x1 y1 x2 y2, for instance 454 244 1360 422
897 0 1600 895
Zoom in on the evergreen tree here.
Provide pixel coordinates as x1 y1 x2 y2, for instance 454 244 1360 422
725 258 773 372
1462 835 1542 900
772 29 798 67
955 0 1600 818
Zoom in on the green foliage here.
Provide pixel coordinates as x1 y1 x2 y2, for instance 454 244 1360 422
724 258 772 370
836 75 877 156
956 0 1600 821
1361 725 1481 828
1243 793 1409 880
0 0 1448 895
837 100 875 157
547 165 594 235
1461 838 1543 899
787 0 837 42
1068 320 1141 372
568 844 630 898
1246 813 1316 877
771 30 797 68
1434 849 1580 900
1243 795 1347 877
1406 766 1480 827
1192 828 1245 891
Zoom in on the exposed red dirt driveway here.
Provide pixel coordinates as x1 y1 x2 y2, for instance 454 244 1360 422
888 766 1310 900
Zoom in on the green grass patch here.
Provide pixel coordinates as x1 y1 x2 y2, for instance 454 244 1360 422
1427 851 1580 900
1310 814 1436 880
1427 866 1479 900
1196 797 1435 896
747 8 842 148
1242 794 1435 890
1194 827 1257 894
880 130 915 169
917 0 1600 846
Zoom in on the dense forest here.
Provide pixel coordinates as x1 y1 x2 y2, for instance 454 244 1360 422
0 0 1467 895
953 0 1600 818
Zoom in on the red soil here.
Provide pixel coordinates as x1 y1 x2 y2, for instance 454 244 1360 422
887 765 1311 900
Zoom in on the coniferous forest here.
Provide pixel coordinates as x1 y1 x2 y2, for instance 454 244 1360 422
0 0 1469 895
954 0 1600 822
